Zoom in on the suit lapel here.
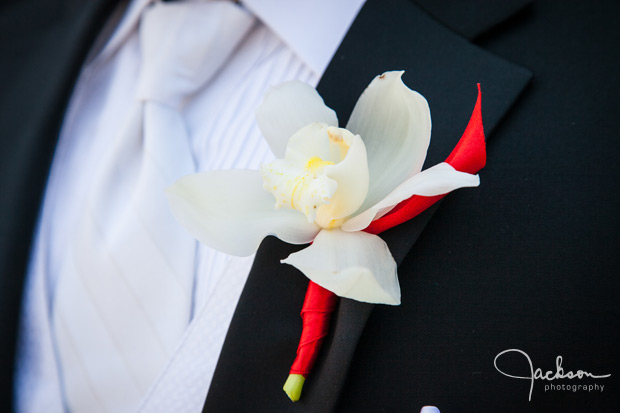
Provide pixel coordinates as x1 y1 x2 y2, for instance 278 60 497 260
414 0 533 40
204 0 531 411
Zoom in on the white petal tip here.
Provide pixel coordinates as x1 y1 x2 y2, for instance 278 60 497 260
284 262 401 305
281 230 401 305
420 407 440 413
369 71 409 89
377 70 405 79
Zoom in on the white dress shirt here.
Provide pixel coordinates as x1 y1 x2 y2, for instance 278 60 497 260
15 0 364 411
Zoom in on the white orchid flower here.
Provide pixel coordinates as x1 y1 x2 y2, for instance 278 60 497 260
166 71 480 305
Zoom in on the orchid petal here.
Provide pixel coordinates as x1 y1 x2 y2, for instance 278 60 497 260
256 81 338 158
282 229 400 305
285 122 332 163
342 163 480 232
346 71 432 214
316 133 369 226
166 170 320 256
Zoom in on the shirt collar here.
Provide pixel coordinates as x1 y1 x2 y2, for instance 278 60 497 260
96 0 365 77
242 0 366 77
92 0 154 63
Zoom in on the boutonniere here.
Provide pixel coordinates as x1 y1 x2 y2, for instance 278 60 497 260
167 71 486 401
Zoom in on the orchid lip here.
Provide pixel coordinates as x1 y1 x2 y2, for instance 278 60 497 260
260 124 368 229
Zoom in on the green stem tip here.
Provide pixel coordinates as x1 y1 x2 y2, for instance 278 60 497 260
283 374 305 402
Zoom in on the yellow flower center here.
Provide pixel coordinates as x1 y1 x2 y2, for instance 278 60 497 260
305 156 333 174
261 124 355 226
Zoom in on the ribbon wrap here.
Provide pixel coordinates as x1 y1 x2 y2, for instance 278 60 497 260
289 282 338 376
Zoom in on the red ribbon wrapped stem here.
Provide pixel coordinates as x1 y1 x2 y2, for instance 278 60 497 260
289 281 338 376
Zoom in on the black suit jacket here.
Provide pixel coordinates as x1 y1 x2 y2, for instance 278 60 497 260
1 0 619 412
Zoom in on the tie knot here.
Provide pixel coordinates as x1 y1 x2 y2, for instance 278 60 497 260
136 1 254 108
